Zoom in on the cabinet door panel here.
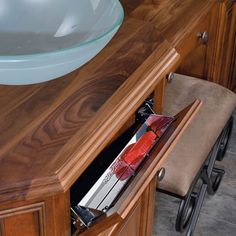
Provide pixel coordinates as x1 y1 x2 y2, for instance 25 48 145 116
177 14 210 79
107 178 156 236
1 212 41 236
117 200 142 236
0 193 70 236
0 203 44 236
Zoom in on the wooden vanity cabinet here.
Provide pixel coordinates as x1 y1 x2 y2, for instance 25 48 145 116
126 0 236 89
0 12 180 236
0 1 235 236
178 0 236 89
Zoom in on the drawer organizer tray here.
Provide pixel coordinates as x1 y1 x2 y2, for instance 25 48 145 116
70 99 202 235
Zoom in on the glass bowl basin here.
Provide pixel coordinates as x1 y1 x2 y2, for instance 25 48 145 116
0 0 124 85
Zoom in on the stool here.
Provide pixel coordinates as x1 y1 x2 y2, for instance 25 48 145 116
157 74 236 235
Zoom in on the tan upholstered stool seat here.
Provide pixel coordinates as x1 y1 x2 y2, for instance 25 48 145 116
158 74 236 197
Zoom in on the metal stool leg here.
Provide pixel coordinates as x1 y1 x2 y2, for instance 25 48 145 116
217 117 233 161
176 191 197 233
185 184 208 236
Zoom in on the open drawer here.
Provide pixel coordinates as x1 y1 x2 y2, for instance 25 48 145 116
70 99 202 236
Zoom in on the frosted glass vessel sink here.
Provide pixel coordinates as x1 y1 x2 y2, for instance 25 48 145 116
0 0 124 85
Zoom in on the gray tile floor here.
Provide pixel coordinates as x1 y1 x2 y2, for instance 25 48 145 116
153 109 236 236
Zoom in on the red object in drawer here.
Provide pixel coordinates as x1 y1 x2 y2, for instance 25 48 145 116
113 115 174 180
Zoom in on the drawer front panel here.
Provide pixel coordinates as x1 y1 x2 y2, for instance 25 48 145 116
74 100 202 236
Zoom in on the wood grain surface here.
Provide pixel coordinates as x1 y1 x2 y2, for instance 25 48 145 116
0 16 179 204
0 0 226 208
129 0 216 57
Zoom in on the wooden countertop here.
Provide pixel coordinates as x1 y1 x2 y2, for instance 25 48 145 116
0 0 216 204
